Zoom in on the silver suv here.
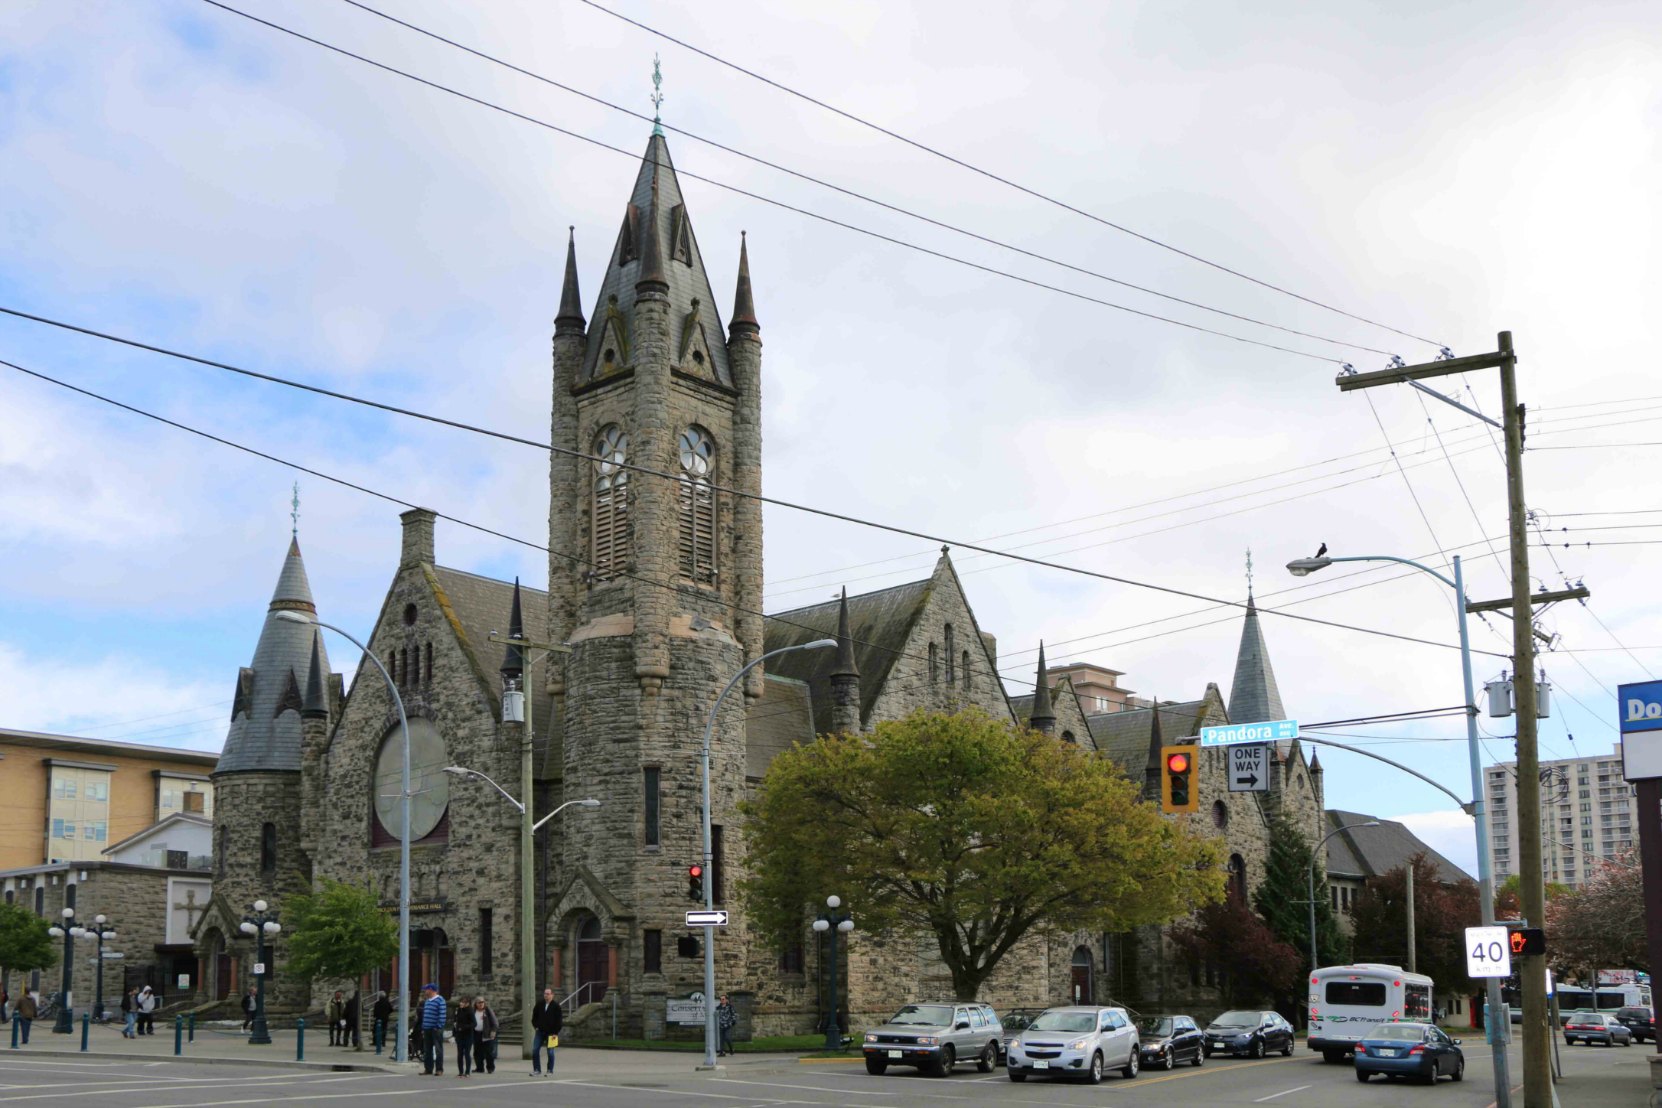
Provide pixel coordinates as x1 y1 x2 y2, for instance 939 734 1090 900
862 1002 1004 1076
1006 1005 1140 1083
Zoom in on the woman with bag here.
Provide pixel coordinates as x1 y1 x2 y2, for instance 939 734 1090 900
471 996 499 1075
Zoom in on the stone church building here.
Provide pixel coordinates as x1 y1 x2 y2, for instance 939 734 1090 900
196 124 1324 1035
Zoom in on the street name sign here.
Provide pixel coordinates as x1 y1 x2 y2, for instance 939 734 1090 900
1228 744 1269 792
686 910 729 927
1200 719 1298 747
1465 925 1511 979
1619 679 1662 780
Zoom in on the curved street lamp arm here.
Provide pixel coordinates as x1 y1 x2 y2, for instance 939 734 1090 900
1323 553 1457 591
531 797 600 833
1295 734 1471 812
449 766 526 813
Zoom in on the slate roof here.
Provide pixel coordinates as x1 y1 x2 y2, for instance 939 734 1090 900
745 675 815 780
764 578 933 731
1085 700 1206 776
1228 595 1286 725
580 132 733 388
214 539 333 775
1324 809 1472 884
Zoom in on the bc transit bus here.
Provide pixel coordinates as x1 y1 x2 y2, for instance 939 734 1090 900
1308 964 1435 1062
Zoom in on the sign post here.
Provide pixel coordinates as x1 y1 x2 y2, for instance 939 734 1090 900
1618 679 1662 1058
1227 744 1269 792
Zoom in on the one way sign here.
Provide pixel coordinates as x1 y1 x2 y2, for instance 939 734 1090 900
1228 744 1269 793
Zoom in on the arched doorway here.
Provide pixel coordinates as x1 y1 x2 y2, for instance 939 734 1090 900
407 928 454 1002
204 929 233 1001
576 915 608 1004
1071 946 1094 1004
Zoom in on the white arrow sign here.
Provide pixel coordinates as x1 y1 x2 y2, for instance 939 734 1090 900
685 910 729 927
1228 744 1269 792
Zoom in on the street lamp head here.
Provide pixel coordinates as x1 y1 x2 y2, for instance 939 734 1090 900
577 798 601 808
95 914 107 925
61 907 74 919
263 921 282 935
801 638 838 652
48 926 64 938
253 899 269 913
69 926 86 938
444 766 476 778
825 895 841 910
811 919 830 932
1286 557 1333 577
273 610 315 625
837 919 854 933
102 931 117 941
239 921 257 935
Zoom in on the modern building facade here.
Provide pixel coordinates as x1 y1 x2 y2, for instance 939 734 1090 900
1484 743 1637 889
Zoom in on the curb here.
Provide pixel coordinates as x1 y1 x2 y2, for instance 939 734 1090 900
797 1056 864 1064
9 1049 407 1073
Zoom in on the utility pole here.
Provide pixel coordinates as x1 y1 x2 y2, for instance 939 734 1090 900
1405 865 1416 975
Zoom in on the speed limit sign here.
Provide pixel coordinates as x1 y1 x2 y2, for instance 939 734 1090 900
1465 925 1512 978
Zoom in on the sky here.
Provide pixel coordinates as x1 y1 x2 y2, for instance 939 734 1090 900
2 0 1660 879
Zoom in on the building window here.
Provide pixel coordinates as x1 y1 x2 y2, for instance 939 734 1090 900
644 767 661 848
676 427 716 583
184 791 206 814
34 886 44 915
712 824 725 904
1227 854 1247 903
1212 800 1228 829
644 929 662 974
260 822 277 877
479 908 493 975
779 941 804 974
424 642 433 682
592 425 631 579
944 624 956 684
962 650 972 688
928 643 939 683
217 827 227 878
1061 730 1076 744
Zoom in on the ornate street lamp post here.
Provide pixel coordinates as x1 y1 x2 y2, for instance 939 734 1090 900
90 915 118 1022
240 900 282 1045
46 907 82 1033
812 896 855 1053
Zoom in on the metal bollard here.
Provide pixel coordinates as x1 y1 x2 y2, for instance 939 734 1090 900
296 1018 305 1062
188 1013 196 1043
81 1013 90 1052
174 1014 183 1056
11 1017 20 1049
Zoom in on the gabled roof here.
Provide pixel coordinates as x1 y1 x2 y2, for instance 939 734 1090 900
101 812 212 857
1324 809 1472 884
1228 595 1286 725
1086 699 1208 775
745 675 814 780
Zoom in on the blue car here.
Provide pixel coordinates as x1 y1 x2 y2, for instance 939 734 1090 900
1354 1022 1464 1084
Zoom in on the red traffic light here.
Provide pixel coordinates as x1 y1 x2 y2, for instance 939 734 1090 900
1165 752 1191 774
688 864 704 879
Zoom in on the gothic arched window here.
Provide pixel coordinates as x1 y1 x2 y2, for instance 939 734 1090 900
260 823 277 878
944 624 956 684
592 425 630 579
676 427 717 583
1227 853 1247 904
928 643 939 683
962 650 972 688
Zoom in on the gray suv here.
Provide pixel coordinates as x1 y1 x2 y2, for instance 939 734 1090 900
862 1002 1004 1076
1006 1005 1140 1083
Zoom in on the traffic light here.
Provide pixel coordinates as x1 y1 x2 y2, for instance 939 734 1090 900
1508 926 1546 956
687 863 704 903
1161 744 1199 814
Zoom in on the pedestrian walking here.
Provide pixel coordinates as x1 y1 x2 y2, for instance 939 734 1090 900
528 986 562 1076
121 987 139 1038
471 996 499 1075
326 990 347 1046
371 991 392 1054
136 985 157 1035
418 983 447 1076
717 995 737 1057
240 987 256 1032
451 995 474 1077
16 990 37 1044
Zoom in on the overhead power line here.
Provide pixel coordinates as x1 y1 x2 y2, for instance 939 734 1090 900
573 0 1447 351
194 0 1344 363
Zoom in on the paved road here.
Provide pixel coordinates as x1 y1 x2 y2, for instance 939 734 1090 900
0 1041 1646 1106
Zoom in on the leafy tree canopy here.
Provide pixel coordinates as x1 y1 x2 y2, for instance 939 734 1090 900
1547 849 1645 977
282 879 398 983
0 902 58 984
1253 811 1347 970
1171 897 1302 1006
1493 873 1570 923
1349 853 1480 987
741 709 1226 1001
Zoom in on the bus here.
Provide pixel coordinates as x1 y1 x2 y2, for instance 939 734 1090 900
1552 983 1650 1014
1308 964 1436 1062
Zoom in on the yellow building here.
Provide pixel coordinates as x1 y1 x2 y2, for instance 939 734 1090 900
0 728 217 870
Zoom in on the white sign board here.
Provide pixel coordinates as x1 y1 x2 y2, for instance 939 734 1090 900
666 999 706 1025
253 962 266 976
177 974 191 989
685 910 729 927
1227 744 1269 792
1200 719 1298 747
1465 925 1512 979
1619 680 1662 781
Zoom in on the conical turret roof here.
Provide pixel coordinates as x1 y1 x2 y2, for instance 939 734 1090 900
1029 643 1056 731
556 228 585 330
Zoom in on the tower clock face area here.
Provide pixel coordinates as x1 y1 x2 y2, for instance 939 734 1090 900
372 718 449 840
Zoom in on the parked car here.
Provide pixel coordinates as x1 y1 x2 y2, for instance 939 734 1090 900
1005 1005 1139 1083
997 1007 1047 1061
1614 1006 1654 1043
1204 1010 1295 1058
1137 1015 1205 1070
1354 1022 1465 1084
862 1002 1003 1076
1563 1012 1633 1047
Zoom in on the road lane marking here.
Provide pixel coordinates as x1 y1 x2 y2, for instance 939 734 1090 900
126 1091 426 1108
552 1079 807 1102
1253 1084 1311 1101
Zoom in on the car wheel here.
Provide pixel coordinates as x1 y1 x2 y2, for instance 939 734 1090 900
864 1057 887 1076
977 1043 996 1072
1122 1048 1140 1079
1251 1038 1266 1059
1084 1051 1104 1085
1623 1037 1632 1048
934 1045 954 1077
1161 1048 1175 1071
1355 1070 1371 1083
1452 1057 1465 1082
1192 1045 1205 1067
1008 1069 1027 1082
1282 1039 1293 1057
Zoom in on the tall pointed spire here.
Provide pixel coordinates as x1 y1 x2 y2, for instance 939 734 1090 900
1143 698 1166 795
501 577 526 680
729 232 758 336
1029 643 1056 733
635 162 668 295
830 587 859 678
1229 594 1287 724
302 632 328 719
556 227 585 331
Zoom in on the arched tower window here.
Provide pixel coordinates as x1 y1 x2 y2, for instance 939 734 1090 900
962 650 972 689
1227 853 1247 904
592 425 631 579
928 643 939 683
944 624 956 684
260 822 277 878
424 642 433 683
677 427 717 583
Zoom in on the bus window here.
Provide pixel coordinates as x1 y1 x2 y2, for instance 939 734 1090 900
1405 985 1431 1020
1327 982 1387 1006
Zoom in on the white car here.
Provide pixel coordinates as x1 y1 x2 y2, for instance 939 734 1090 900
1006 1005 1140 1083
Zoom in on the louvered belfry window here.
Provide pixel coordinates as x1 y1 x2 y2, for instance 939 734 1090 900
592 424 630 579
677 426 717 583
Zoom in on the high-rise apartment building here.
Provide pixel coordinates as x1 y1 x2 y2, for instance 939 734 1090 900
1485 743 1636 889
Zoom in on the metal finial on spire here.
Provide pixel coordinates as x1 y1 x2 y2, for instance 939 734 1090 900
291 482 300 538
1245 547 1254 597
650 53 664 135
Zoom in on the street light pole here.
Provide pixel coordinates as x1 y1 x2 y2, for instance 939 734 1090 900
240 900 281 1045
812 897 854 1052
1308 822 1379 975
699 640 837 1069
46 908 79 1033
274 611 411 1063
91 915 116 1022
1287 551 1511 1107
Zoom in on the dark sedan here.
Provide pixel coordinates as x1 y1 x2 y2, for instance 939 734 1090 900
1615 1007 1654 1044
1204 1010 1294 1058
1137 1015 1205 1070
1354 1022 1464 1084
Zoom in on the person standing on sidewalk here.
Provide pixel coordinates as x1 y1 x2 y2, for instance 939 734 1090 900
121 987 138 1038
716 995 737 1056
326 990 346 1046
451 995 474 1077
15 990 37 1044
528 987 562 1076
418 983 446 1076
136 986 157 1035
371 991 392 1054
471 996 498 1075
240 987 256 1032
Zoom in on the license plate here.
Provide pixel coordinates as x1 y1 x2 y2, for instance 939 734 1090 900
887 1050 902 1059
1032 1060 1050 1069
1380 1049 1398 1057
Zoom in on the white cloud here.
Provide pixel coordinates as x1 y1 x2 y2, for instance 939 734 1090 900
0 642 225 752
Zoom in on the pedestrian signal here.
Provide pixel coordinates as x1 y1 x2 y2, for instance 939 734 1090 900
688 864 705 903
1161 744 1199 814
1508 926 1545 956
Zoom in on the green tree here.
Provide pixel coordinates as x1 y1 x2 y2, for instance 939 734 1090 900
1171 898 1302 1006
1253 811 1347 971
1348 853 1480 986
741 708 1226 1001
282 879 398 983
0 901 57 995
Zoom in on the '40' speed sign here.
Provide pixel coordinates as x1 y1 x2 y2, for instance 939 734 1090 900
1465 925 1512 978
